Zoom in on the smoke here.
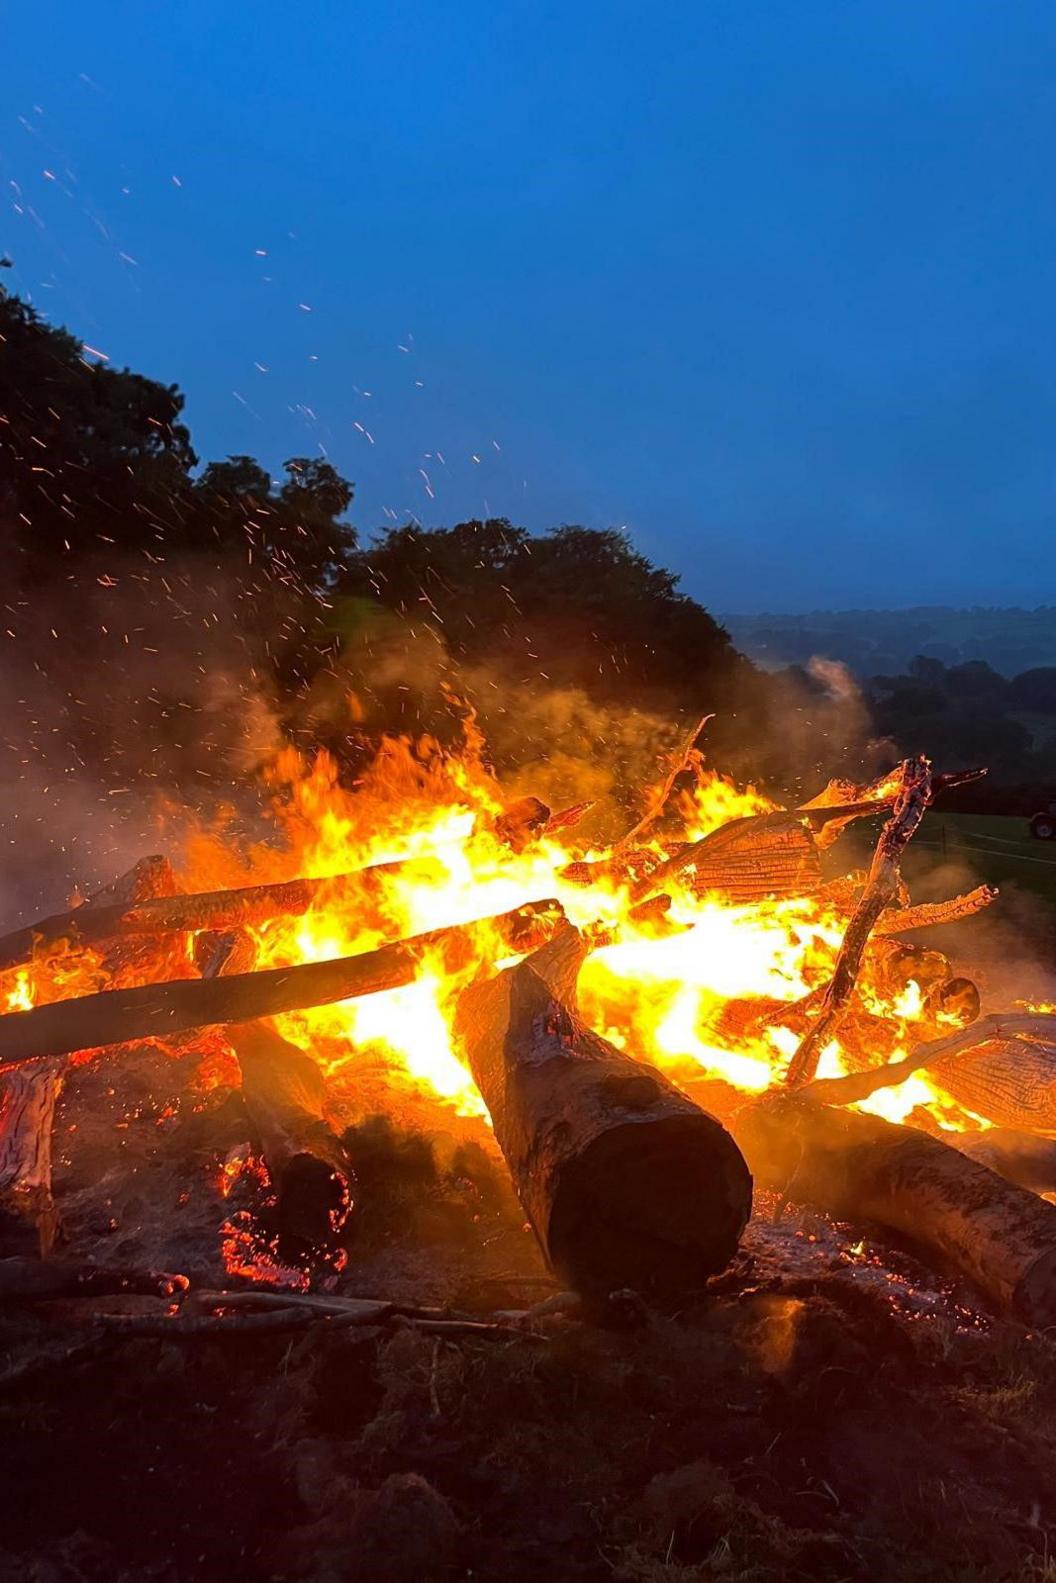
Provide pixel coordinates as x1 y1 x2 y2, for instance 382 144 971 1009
0 550 290 922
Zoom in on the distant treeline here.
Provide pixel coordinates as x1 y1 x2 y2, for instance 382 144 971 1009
867 658 1056 811
725 608 1056 680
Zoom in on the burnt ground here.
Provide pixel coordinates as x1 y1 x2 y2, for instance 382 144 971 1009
3 1047 1056 1582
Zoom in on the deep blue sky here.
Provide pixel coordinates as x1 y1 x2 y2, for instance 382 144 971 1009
2 1 1054 611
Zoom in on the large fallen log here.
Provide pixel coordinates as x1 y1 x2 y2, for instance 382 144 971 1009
227 1020 353 1252
954 1130 1056 1196
454 926 752 1299
728 1090 1056 1324
0 900 565 1070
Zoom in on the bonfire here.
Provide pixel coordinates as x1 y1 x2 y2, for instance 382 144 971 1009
2 719 1056 1338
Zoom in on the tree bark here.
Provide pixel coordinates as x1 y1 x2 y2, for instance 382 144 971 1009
0 900 565 1069
454 926 752 1299
0 1063 62 1256
954 1130 1056 1196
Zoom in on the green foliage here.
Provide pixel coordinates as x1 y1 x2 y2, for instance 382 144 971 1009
869 655 1055 787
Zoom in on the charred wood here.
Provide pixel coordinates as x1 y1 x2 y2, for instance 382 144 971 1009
728 1090 1056 1324
0 900 565 1069
0 858 180 1257
454 926 751 1299
226 1020 353 1252
0 1063 62 1257
785 757 933 1088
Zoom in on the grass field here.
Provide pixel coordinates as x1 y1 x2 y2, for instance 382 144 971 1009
836 809 1056 912
907 810 1056 906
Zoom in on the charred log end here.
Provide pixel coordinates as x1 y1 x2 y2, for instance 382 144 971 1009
546 1110 752 1301
276 1149 353 1251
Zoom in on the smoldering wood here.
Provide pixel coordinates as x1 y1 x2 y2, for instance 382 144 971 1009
454 926 752 1299
784 757 934 1088
227 1020 353 1249
727 1090 1056 1324
0 856 182 1258
0 1257 188 1303
0 899 566 1070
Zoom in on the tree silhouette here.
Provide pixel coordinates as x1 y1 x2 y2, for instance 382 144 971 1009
0 287 196 571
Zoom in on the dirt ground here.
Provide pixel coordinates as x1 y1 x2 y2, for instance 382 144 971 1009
3 1047 1056 1583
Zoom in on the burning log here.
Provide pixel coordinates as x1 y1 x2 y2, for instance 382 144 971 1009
0 792 570 975
728 1091 1056 1324
201 930 353 1250
226 1021 353 1252
933 1031 1056 1135
626 764 977 912
632 811 824 905
872 885 998 938
799 1012 1056 1120
785 757 933 1088
454 926 752 1299
0 900 565 1069
0 867 400 972
493 796 551 852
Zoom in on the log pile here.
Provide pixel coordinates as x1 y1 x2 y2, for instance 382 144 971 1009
4 744 1056 1338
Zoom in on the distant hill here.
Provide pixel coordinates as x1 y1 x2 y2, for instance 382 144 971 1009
721 607 1056 679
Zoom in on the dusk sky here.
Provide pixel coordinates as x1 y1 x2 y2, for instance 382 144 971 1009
2 1 1054 612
